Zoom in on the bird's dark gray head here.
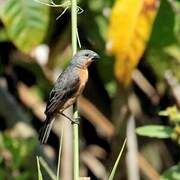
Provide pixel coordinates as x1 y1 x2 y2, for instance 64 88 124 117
71 49 100 68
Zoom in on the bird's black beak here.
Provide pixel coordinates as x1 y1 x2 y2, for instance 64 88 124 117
92 53 100 61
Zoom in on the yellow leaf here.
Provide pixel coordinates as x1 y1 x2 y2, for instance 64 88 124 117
107 0 159 86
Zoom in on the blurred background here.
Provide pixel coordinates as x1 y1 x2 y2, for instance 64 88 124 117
0 0 180 179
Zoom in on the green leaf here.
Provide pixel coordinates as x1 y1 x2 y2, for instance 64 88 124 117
0 0 49 53
136 125 173 139
147 0 180 81
56 127 64 180
160 164 180 180
149 0 176 48
147 47 180 80
36 156 43 180
164 45 180 63
0 28 9 42
108 138 126 180
174 15 180 44
39 157 56 180
174 0 180 44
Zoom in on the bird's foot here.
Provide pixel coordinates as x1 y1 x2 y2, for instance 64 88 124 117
71 117 80 125
58 112 80 124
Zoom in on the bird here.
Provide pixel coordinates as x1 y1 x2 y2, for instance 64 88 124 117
39 49 100 144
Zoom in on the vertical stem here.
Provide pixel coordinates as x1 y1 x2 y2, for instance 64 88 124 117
71 0 79 180
71 0 77 54
73 109 79 180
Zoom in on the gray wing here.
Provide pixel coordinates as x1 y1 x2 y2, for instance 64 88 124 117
45 66 80 115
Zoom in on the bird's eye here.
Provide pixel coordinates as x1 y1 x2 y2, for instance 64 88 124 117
85 53 89 57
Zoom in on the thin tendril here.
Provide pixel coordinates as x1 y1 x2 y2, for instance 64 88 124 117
50 0 56 6
34 0 70 8
35 0 82 48
76 29 81 48
77 6 84 14
35 0 83 20
56 7 69 20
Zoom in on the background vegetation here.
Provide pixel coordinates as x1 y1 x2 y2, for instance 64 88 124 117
0 0 180 179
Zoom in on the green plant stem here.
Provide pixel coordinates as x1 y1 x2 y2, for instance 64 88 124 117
73 110 79 180
71 0 79 179
71 0 77 54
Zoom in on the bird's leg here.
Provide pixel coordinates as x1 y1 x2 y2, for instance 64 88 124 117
72 116 80 125
58 112 80 124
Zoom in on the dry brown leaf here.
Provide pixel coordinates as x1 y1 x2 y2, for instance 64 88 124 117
81 151 108 179
86 145 107 159
17 83 45 120
132 69 160 105
138 153 160 180
79 96 115 138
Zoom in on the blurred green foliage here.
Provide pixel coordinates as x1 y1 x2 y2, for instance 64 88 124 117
0 0 50 52
136 106 180 144
137 105 180 180
160 164 180 180
148 0 180 80
0 0 180 179
0 133 37 179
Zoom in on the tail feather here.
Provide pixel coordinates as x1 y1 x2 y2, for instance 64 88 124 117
39 116 55 144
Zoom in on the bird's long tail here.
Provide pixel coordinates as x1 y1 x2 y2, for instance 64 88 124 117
39 116 55 144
